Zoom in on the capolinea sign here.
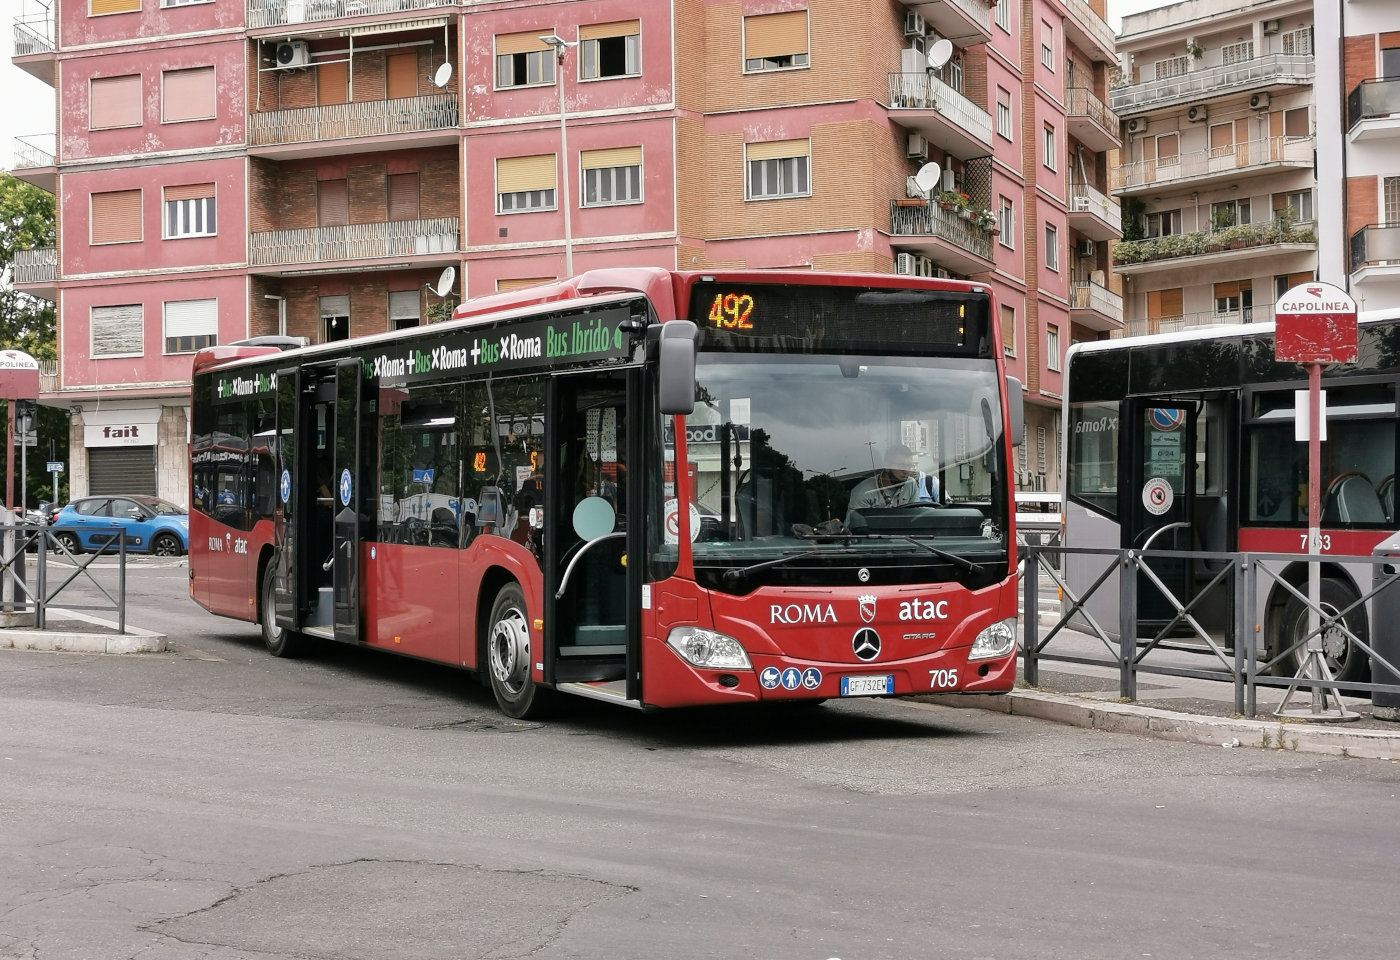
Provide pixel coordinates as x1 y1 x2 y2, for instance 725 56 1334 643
1275 282 1358 365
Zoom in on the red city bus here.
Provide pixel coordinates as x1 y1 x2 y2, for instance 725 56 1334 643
189 268 1025 717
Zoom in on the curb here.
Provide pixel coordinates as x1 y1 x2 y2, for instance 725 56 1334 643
0 607 167 655
930 688 1400 760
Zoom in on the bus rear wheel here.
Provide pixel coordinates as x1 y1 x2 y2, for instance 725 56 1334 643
1276 577 1370 685
261 562 306 658
487 583 550 719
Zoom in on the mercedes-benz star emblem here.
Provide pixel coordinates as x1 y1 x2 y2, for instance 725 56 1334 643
857 567 871 583
852 627 881 662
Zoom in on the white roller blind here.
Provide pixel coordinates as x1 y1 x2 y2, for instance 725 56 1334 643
164 298 216 337
389 290 419 320
320 295 349 317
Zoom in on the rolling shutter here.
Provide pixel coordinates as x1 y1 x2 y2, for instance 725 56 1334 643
389 173 420 221
90 75 142 129
318 180 348 227
318 61 349 105
746 139 809 161
581 146 642 170
497 155 556 192
389 290 420 322
164 298 217 352
387 52 418 99
162 66 215 122
89 447 157 497
743 11 808 59
497 277 554 291
91 190 142 244
580 20 639 41
496 31 551 55
90 0 141 15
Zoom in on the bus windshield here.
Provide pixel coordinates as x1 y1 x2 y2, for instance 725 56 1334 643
676 352 1010 591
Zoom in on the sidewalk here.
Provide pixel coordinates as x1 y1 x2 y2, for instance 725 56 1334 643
0 606 167 654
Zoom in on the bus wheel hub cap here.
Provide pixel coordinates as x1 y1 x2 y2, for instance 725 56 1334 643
491 613 529 686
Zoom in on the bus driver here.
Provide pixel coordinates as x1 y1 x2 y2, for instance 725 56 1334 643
847 443 925 524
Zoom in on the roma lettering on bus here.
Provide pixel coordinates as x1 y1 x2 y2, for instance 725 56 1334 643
770 603 837 624
1074 416 1117 434
432 344 471 371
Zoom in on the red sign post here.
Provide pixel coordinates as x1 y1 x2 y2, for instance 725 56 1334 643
1273 283 1358 718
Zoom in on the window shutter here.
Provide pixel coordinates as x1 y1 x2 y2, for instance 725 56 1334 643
91 190 143 244
91 304 145 357
389 290 420 320
318 180 348 227
388 173 420 221
743 11 808 59
319 295 349 317
746 139 809 161
165 298 217 345
387 52 418 99
496 31 552 55
497 277 554 291
580 20 639 41
164 182 215 202
318 61 349 105
497 155 557 192
90 0 141 14
162 66 215 122
91 75 142 129
581 146 642 170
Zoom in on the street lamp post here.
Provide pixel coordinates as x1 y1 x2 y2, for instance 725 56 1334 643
540 34 577 277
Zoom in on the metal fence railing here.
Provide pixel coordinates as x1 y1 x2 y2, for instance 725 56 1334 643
1 522 129 633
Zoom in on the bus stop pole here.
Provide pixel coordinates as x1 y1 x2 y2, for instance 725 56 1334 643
1307 362 1322 714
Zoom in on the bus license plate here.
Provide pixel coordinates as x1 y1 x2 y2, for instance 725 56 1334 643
841 675 894 697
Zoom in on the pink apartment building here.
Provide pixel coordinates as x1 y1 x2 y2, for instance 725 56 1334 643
10 0 1120 503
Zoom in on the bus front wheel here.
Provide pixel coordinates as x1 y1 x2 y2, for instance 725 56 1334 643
1276 577 1370 685
261 562 306 658
487 583 550 720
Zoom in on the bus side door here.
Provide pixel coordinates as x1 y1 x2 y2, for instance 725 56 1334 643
1124 399 1196 634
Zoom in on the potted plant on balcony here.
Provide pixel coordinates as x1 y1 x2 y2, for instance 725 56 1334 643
1185 37 1204 60
975 209 997 233
937 190 971 213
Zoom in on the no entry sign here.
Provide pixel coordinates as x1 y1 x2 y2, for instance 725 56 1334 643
1274 282 1358 364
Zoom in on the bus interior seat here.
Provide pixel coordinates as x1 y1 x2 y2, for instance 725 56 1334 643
1322 472 1385 525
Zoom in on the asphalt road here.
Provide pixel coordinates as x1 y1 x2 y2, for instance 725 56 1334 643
2 559 1399 960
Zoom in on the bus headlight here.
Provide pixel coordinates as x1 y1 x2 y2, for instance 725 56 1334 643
666 626 752 670
968 618 1017 661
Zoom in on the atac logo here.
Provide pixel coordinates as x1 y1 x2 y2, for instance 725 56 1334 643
770 602 836 625
898 598 950 621
859 594 876 624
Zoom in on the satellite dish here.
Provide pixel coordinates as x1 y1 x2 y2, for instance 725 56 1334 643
429 266 456 298
913 162 942 197
432 62 453 88
927 39 954 71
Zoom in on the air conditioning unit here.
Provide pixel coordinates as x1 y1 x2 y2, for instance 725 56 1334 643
1250 92 1271 110
904 10 926 37
907 133 929 161
1262 18 1280 35
918 256 935 277
895 252 918 276
1071 196 1092 212
275 40 311 69
1125 117 1148 135
1186 105 1208 123
1077 239 1096 257
909 35 926 55
941 168 956 192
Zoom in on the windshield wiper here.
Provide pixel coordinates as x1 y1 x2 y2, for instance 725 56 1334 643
847 533 984 574
722 548 827 586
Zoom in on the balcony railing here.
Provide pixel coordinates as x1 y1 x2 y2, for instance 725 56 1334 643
11 134 54 170
1348 78 1400 131
888 73 993 148
944 0 992 30
1063 0 1117 60
1069 281 1122 318
249 93 458 146
1066 87 1118 133
38 359 58 394
13 15 53 56
247 0 446 29
1114 220 1316 268
12 247 56 284
1127 305 1273 337
250 217 459 266
1110 54 1314 113
890 201 994 262
1114 135 1313 191
1068 182 1121 234
1350 223 1400 271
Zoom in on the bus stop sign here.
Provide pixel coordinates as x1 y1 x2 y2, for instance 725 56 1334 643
1274 282 1358 364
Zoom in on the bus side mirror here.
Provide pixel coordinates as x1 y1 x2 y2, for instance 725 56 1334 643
1006 376 1025 446
658 320 698 415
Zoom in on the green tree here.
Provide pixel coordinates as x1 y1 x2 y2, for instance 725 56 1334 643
1 171 64 509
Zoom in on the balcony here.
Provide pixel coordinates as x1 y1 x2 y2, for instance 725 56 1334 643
12 247 56 301
1110 54 1314 115
888 73 993 160
1069 280 1122 332
1113 135 1314 196
249 217 459 271
1126 305 1274 338
1062 0 1117 64
39 359 58 396
249 94 459 156
898 0 993 46
1065 88 1120 153
12 14 54 84
1347 79 1400 142
10 134 55 193
890 200 994 276
1113 220 1316 276
1349 223 1400 286
1067 183 1121 240
247 0 447 30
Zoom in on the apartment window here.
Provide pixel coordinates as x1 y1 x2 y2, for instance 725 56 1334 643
996 87 1012 140
320 296 349 343
1044 224 1059 271
1040 21 1054 70
995 0 1010 33
746 140 810 200
1214 281 1250 317
1036 426 1048 472
1043 124 1057 171
495 32 555 88
743 11 809 73
497 155 558 212
162 66 215 123
91 189 142 244
90 0 140 14
1046 325 1061 372
91 304 144 358
1274 271 1313 301
90 75 142 130
389 290 420 331
387 52 419 99
1384 177 1400 223
581 147 642 206
164 298 217 353
388 173 420 222
1276 106 1309 137
163 183 216 238
319 61 349 105
1272 190 1313 222
1281 27 1312 57
1221 40 1254 66
581 21 640 80
162 0 213 7
1001 303 1015 356
498 277 555 292
1144 209 1181 237
1210 198 1250 228
318 179 348 227
1154 132 1180 166
999 197 1015 249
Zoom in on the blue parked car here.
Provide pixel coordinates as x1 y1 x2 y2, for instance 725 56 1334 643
50 495 189 557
